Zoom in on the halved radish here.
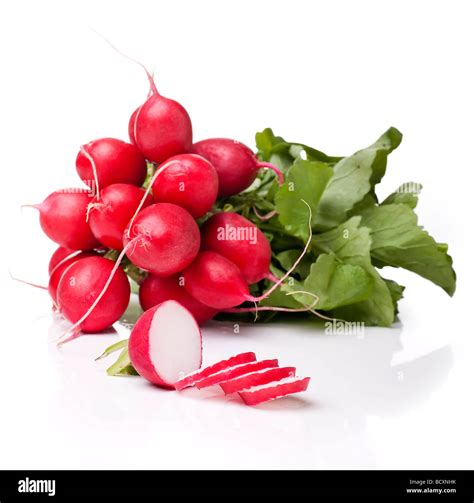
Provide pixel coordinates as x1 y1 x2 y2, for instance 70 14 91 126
238 376 311 406
174 352 256 391
219 367 296 395
128 300 202 389
195 359 279 389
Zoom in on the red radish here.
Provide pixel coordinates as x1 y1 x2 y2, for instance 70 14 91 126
139 274 217 325
128 300 202 388
219 367 296 395
57 256 130 333
128 107 139 145
129 82 192 164
29 190 100 250
175 352 257 390
183 204 318 313
151 154 218 218
195 359 279 389
48 251 95 304
183 252 250 309
49 247 78 274
201 212 272 283
88 184 154 250
123 203 200 277
238 376 311 406
76 138 147 190
192 138 284 198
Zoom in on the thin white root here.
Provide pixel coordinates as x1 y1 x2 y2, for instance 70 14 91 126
252 200 312 302
56 240 137 345
126 158 182 238
80 145 100 200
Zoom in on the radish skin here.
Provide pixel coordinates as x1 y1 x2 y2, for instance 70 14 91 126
123 203 200 277
139 274 217 325
219 367 296 395
57 256 130 333
151 154 218 218
195 359 279 389
48 251 95 303
201 212 272 283
76 138 147 189
88 184 154 250
238 376 311 406
129 95 192 164
48 247 81 274
174 352 257 390
128 301 202 388
32 190 100 250
192 138 283 198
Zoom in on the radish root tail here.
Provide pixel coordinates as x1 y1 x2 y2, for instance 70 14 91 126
256 162 284 185
89 27 159 96
80 145 100 200
253 206 278 221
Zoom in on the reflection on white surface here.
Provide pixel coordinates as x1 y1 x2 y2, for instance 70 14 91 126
26 306 452 470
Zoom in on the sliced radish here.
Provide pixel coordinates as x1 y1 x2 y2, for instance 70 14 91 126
128 300 202 389
238 376 311 406
174 352 256 390
219 367 296 395
195 359 279 389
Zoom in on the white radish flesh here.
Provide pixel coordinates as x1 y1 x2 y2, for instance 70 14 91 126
219 367 296 395
128 301 202 389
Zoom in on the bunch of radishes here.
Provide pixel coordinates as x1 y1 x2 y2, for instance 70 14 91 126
26 64 313 404
32 69 289 335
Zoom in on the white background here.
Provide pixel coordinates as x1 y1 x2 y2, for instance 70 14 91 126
0 0 473 469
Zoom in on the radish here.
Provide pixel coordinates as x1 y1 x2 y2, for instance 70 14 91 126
195 359 279 389
139 274 217 325
48 251 95 304
28 190 100 250
219 367 296 395
88 184 154 250
151 154 218 218
238 376 311 406
76 138 147 191
201 212 272 283
174 352 257 390
192 138 284 198
57 256 130 333
128 300 202 388
48 247 79 274
123 203 200 277
128 79 192 164
183 203 321 314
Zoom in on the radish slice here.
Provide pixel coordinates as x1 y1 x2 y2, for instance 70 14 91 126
174 352 256 390
195 359 279 389
128 300 202 389
238 376 311 406
219 367 296 395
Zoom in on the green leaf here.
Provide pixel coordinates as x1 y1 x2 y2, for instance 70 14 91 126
107 347 138 376
367 127 403 186
275 249 313 279
255 128 341 171
275 159 333 239
312 217 396 326
359 203 456 295
297 254 374 310
314 127 403 231
95 339 128 361
384 278 405 315
382 182 422 209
